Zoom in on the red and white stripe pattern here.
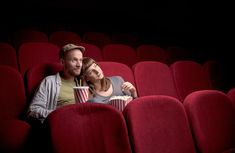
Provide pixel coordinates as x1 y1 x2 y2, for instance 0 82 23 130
108 96 133 111
73 86 89 103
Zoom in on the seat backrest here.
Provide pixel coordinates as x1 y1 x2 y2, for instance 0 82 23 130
0 42 18 70
184 90 235 153
136 44 168 64
123 95 196 153
78 42 103 61
98 61 135 85
12 29 49 49
46 103 132 153
102 44 137 68
49 31 82 47
18 42 60 76
171 60 212 102
132 61 178 99
25 62 63 101
227 88 235 111
0 65 26 120
82 32 111 49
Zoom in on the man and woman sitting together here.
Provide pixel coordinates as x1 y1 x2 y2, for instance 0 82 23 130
27 43 138 123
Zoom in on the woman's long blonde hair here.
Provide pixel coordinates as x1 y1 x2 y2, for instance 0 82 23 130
82 57 111 97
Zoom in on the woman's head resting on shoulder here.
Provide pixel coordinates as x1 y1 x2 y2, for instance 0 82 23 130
82 57 104 82
82 57 111 94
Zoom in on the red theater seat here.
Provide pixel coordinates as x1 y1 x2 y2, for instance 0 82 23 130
123 95 196 153
184 90 235 153
0 65 31 153
47 103 132 153
171 60 212 102
102 44 137 68
0 42 18 70
132 61 178 99
98 61 135 85
18 42 60 76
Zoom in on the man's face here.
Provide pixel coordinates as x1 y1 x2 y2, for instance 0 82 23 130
62 49 83 77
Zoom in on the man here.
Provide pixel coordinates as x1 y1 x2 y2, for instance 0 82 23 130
27 43 85 123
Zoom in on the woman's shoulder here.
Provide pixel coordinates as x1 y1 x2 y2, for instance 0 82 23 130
108 76 124 84
109 76 124 81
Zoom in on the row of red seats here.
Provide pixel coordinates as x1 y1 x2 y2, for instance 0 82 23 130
4 30 141 49
1 64 235 153
47 92 235 153
24 60 235 104
0 41 200 75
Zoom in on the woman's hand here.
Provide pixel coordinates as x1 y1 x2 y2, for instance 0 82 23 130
122 82 138 98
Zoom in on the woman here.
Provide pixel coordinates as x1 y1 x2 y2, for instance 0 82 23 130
82 57 138 103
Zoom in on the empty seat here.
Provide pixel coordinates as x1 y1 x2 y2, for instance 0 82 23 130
136 44 168 64
49 31 82 47
98 61 135 85
82 32 111 49
227 88 235 110
12 29 49 49
102 44 137 67
132 61 178 99
171 60 212 102
0 65 31 153
123 95 196 153
18 42 60 76
25 62 63 101
0 42 18 70
46 103 132 153
184 90 235 153
78 42 103 61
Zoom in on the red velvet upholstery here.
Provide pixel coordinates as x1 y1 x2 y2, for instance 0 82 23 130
78 42 103 61
18 42 60 76
123 95 196 153
0 65 31 153
102 44 137 67
184 90 235 153
227 88 235 111
49 31 82 47
47 103 132 153
0 65 27 120
82 32 111 49
0 42 18 70
25 62 63 101
132 61 178 99
136 44 168 64
0 120 31 153
171 61 212 102
98 61 135 85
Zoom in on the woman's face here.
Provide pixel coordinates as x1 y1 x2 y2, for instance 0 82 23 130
85 63 104 82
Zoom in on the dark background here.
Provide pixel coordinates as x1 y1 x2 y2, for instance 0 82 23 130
0 0 233 57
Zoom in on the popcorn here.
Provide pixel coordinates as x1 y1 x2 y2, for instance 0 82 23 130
108 95 133 111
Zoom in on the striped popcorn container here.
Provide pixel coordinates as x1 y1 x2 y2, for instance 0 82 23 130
73 86 89 103
109 96 133 111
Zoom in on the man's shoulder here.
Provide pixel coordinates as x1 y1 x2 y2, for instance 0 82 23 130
43 73 60 81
